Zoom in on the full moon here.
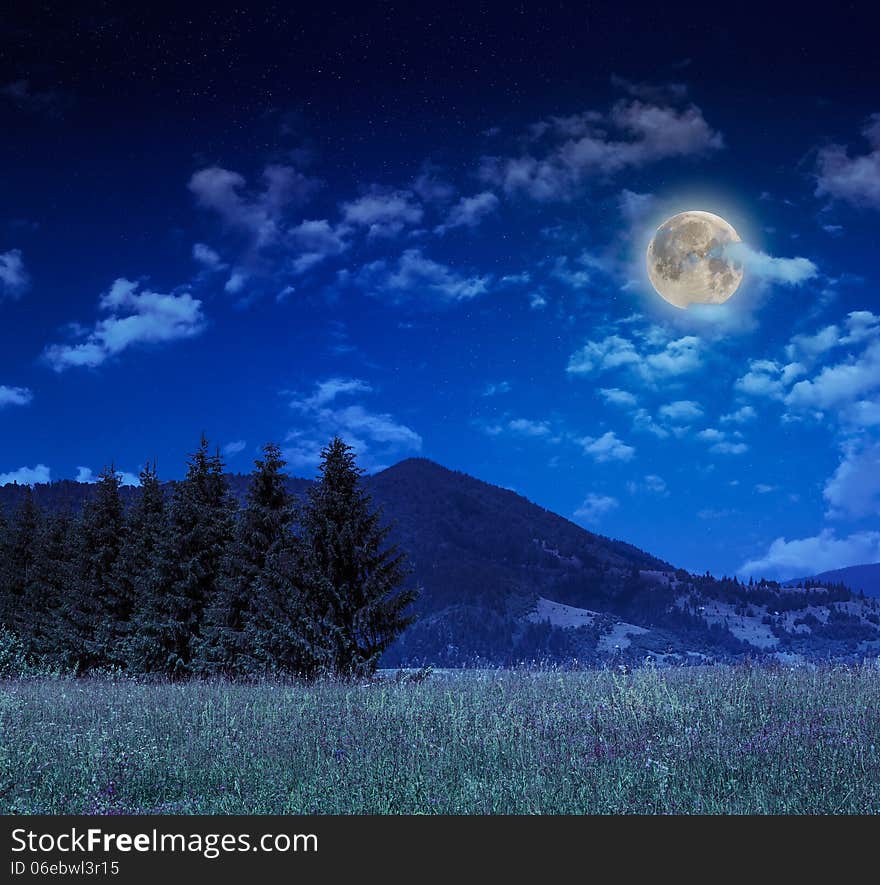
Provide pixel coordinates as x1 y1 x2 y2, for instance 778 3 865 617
646 210 744 309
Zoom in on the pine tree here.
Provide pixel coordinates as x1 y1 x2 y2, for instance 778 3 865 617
249 532 325 676
0 505 11 633
2 489 42 646
67 466 127 671
197 444 291 674
144 436 235 676
23 509 77 666
224 443 322 676
118 462 169 674
301 437 417 677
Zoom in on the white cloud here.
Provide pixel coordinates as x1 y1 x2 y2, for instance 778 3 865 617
329 405 422 447
617 188 657 225
720 405 756 424
599 387 638 408
567 332 702 384
281 434 327 472
44 278 205 371
224 271 247 294
785 325 840 362
574 493 619 524
823 440 880 519
632 408 670 438
340 188 423 237
579 431 635 463
724 242 818 286
285 377 421 472
480 97 722 202
529 291 547 310
482 381 511 397
549 256 592 290
436 191 499 232
710 441 749 455
644 336 703 377
658 400 703 424
0 249 29 299
0 385 33 408
287 219 350 273
740 529 880 580
786 339 880 412
628 474 668 496
277 285 296 303
735 359 792 400
189 164 331 287
508 418 554 438
300 377 373 408
566 336 640 376
222 440 247 457
0 464 50 486
412 167 456 205
189 164 319 248
696 428 724 442
845 399 880 427
844 310 880 344
815 114 880 209
192 243 225 270
644 474 667 493
75 466 139 486
697 427 749 455
356 248 490 303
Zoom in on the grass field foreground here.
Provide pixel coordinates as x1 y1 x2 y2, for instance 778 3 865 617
2 665 879 814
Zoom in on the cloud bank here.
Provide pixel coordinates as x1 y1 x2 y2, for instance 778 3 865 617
740 529 880 580
0 464 50 486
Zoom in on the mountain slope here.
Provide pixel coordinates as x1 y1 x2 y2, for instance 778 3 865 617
363 460 880 665
366 458 669 613
789 563 880 598
3 458 880 664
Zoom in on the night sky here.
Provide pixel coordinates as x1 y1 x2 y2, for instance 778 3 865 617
2 4 879 580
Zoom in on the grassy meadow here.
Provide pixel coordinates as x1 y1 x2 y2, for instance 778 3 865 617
2 665 880 814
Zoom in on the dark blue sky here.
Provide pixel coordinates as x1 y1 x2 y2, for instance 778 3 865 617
2 4 879 579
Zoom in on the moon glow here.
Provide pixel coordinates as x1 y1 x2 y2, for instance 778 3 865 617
646 210 744 309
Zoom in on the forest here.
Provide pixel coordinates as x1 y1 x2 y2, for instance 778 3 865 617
0 436 417 679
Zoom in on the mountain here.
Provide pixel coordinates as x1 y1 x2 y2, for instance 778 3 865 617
3 457 880 665
367 458 669 611
365 460 880 665
788 563 880 598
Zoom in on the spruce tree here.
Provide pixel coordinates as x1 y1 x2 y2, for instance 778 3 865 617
301 437 417 676
145 436 235 676
118 462 169 674
0 505 11 633
208 442 322 677
68 466 127 671
2 489 42 646
24 509 77 666
197 444 284 674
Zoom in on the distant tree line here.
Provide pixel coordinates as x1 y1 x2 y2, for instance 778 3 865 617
0 436 417 678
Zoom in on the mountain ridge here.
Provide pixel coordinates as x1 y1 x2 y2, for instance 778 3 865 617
3 457 880 664
788 563 880 599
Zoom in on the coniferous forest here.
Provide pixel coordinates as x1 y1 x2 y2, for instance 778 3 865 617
0 436 417 679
